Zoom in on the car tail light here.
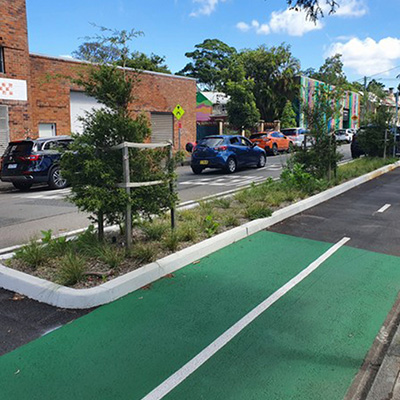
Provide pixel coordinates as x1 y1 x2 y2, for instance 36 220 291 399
18 154 42 162
215 146 228 151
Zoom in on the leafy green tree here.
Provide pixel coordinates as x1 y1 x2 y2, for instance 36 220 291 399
62 28 176 240
280 100 297 128
310 54 348 87
225 65 260 131
178 39 237 90
125 52 170 73
293 85 342 180
287 0 338 21
72 26 170 74
357 105 394 157
236 44 300 122
72 42 120 64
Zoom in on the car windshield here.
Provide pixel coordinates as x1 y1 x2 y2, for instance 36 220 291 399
197 138 224 148
250 134 267 139
281 129 298 136
4 141 34 156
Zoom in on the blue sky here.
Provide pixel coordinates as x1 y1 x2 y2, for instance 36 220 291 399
26 0 400 88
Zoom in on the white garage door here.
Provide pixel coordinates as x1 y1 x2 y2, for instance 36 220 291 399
70 91 102 134
0 106 9 155
151 113 173 144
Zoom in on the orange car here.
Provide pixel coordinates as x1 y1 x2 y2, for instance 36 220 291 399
250 131 294 155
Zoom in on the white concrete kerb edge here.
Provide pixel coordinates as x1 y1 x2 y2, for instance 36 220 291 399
0 161 399 309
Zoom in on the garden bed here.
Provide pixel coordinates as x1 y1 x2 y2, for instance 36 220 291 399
3 157 396 289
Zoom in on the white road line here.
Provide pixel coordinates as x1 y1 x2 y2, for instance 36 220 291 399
141 237 350 400
377 204 391 213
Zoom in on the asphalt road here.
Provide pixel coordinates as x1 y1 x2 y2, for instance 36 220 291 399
0 145 351 249
1 165 400 399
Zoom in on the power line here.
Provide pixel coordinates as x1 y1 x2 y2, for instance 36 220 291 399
354 65 400 82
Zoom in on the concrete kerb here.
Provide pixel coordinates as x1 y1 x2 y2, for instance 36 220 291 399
0 161 399 309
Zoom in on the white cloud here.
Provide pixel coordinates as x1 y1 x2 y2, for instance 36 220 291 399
237 8 322 37
269 8 323 36
59 54 74 60
236 22 250 32
190 0 226 17
333 0 368 18
327 37 400 76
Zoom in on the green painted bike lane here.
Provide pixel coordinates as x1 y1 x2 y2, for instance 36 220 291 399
0 231 400 399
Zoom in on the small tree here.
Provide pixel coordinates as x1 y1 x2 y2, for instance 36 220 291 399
293 85 342 180
225 64 260 132
357 105 394 158
281 100 297 128
62 28 176 240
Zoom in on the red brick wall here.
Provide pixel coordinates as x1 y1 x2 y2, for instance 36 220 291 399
0 0 33 137
29 55 197 149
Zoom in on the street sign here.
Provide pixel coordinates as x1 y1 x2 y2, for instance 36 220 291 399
173 104 185 120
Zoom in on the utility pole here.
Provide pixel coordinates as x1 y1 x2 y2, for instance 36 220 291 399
393 90 399 157
362 76 368 124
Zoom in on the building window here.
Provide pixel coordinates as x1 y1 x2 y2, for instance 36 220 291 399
0 47 5 73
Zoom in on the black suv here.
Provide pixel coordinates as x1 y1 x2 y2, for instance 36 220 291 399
0 136 73 191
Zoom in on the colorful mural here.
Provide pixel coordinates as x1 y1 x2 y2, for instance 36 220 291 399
299 76 361 130
196 92 213 122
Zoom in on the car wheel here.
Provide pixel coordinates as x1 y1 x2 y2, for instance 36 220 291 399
257 153 266 168
272 143 278 156
225 157 237 173
48 167 68 189
191 166 204 175
12 181 32 191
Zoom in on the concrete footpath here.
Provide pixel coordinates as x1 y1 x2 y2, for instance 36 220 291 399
1 231 400 399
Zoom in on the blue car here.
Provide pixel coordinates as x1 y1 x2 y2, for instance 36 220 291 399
0 136 73 190
189 135 266 174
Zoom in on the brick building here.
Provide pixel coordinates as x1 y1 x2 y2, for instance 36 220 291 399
0 0 197 154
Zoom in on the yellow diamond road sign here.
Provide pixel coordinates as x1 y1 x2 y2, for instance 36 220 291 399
173 104 185 120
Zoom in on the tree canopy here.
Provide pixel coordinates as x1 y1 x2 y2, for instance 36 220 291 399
287 0 338 21
233 44 300 122
72 26 171 74
178 39 237 90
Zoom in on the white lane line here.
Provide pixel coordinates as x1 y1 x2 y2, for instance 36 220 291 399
141 237 350 400
377 204 391 213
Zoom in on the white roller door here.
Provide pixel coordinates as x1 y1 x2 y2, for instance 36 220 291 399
151 113 173 144
70 91 102 134
0 106 9 155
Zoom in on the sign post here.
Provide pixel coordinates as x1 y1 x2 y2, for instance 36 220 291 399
173 104 185 151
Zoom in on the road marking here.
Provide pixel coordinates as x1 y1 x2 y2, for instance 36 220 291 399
12 188 71 200
377 204 391 213
180 175 268 187
141 237 351 400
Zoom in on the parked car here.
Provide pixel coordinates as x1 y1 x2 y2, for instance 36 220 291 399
189 135 266 174
334 129 354 144
280 128 311 148
249 131 293 155
0 136 73 191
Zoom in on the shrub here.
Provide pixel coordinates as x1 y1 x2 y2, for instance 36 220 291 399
96 245 125 269
244 203 272 220
58 253 86 286
163 230 181 252
211 198 231 209
281 162 327 195
74 226 102 257
177 222 198 242
141 220 169 241
14 240 48 269
203 215 220 237
223 213 240 227
130 243 158 264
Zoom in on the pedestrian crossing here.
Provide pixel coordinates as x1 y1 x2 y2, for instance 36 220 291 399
12 188 71 201
180 174 272 187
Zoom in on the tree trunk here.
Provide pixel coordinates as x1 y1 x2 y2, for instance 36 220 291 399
98 211 104 241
